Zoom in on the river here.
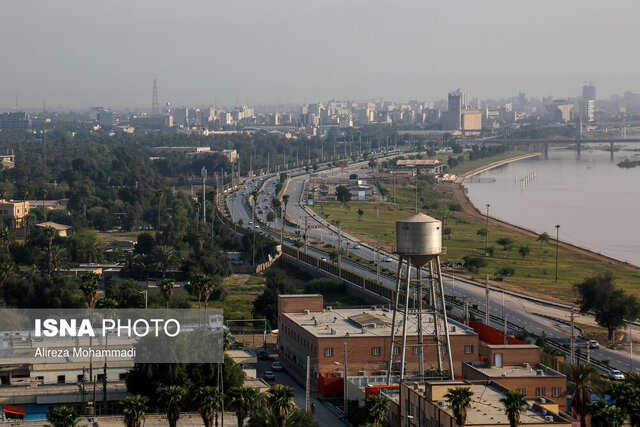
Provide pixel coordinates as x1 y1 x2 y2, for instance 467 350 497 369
464 145 640 267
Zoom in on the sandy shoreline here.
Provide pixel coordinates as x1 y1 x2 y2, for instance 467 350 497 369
453 152 640 273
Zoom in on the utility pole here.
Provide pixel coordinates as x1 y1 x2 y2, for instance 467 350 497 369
463 298 469 326
630 321 634 372
343 342 348 418
484 204 490 255
376 242 381 284
304 216 308 253
569 307 576 364
485 274 490 325
305 355 311 412
555 224 560 282
503 314 508 345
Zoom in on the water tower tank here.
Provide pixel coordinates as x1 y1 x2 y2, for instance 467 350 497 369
396 213 442 266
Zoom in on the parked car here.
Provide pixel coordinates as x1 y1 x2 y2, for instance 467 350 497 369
258 350 270 360
272 361 284 371
262 371 275 381
608 370 625 381
588 340 600 349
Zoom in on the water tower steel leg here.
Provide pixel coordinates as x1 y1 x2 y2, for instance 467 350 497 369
436 257 455 380
417 267 424 376
386 256 404 385
399 256 412 381
429 260 444 374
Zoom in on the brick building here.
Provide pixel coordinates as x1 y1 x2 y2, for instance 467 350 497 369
278 295 479 391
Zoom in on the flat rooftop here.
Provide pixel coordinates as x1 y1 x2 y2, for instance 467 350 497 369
409 382 568 425
467 362 564 378
282 307 475 338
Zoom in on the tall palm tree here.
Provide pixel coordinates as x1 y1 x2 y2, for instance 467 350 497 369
120 395 149 427
43 226 58 276
121 251 142 278
155 189 164 230
24 212 35 240
194 386 223 427
48 245 70 275
0 187 7 229
283 409 320 426
227 386 263 427
365 394 391 427
159 278 175 313
267 385 296 427
202 275 217 310
158 385 185 427
190 272 206 309
40 188 48 221
46 406 79 427
445 386 474 426
195 201 201 234
280 194 289 245
79 235 105 263
151 245 180 277
570 364 598 427
80 272 100 309
500 391 527 427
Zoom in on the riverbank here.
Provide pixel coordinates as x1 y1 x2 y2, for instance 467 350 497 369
455 152 542 183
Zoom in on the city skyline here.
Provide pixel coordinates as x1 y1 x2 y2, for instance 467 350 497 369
2 0 640 109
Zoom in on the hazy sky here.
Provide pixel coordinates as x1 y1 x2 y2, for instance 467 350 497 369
2 0 640 110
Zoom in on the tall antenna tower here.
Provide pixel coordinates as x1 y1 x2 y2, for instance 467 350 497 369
152 79 159 115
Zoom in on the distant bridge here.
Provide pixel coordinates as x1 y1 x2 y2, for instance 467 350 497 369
481 138 640 158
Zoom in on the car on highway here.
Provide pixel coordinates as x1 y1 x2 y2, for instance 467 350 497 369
321 257 327 261
353 244 361 249
383 256 392 262
608 369 625 381
588 340 600 349
272 361 284 371
257 350 270 360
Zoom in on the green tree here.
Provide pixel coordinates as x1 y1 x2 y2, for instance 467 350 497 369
267 211 276 222
252 268 297 328
120 395 149 427
46 406 79 427
80 272 100 309
445 386 474 426
575 273 640 343
476 228 487 237
267 385 296 427
537 232 550 248
157 385 185 427
462 255 487 273
589 401 626 427
499 391 527 427
155 189 164 230
569 364 599 427
283 409 319 426
517 245 530 260
496 237 513 251
365 394 391 427
43 226 58 277
335 185 351 206
280 194 289 245
609 382 640 427
194 386 222 427
158 278 175 312
357 208 364 221
151 245 180 277
228 386 264 427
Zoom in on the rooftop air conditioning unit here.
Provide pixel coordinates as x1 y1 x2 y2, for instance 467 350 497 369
327 306 332 311
483 380 491 385
536 369 544 376
544 416 554 422
371 306 377 310
523 363 530 369
437 401 446 406
304 309 310 315
358 371 365 376
336 372 342 377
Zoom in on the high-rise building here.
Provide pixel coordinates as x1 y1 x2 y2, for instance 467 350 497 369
173 108 189 126
582 84 596 101
576 99 595 122
451 88 469 108
0 112 31 130
442 93 462 130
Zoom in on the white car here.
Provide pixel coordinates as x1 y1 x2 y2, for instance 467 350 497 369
353 244 361 249
588 340 600 349
608 370 625 381
383 256 392 262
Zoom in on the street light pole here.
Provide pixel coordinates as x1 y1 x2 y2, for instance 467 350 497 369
485 204 490 255
555 224 560 282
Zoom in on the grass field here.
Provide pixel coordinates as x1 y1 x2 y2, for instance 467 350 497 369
312 178 640 301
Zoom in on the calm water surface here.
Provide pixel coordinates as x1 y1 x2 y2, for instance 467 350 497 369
464 145 640 267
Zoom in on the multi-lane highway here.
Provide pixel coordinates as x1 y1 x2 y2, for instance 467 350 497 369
226 160 640 375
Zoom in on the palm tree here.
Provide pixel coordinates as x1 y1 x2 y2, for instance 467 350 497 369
121 251 142 278
500 391 527 427
267 385 296 427
202 275 218 309
280 194 289 245
445 386 474 426
159 278 175 313
537 232 550 249
223 330 233 351
195 201 201 233
570 364 598 427
43 226 58 276
48 245 70 276
0 187 6 228
78 235 105 263
365 394 391 427
158 385 185 427
190 272 206 309
46 406 79 427
194 385 223 427
283 409 319 426
120 395 149 427
151 245 180 277
24 212 36 240
80 272 100 309
155 189 164 230
40 188 48 221
227 386 263 427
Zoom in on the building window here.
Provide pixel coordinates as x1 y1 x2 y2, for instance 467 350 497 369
372 347 381 356
57 375 65 384
119 373 127 380
536 387 546 397
552 387 562 397
324 348 334 357
413 346 421 355
464 345 474 354
393 346 400 355
77 375 84 382
517 388 526 395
